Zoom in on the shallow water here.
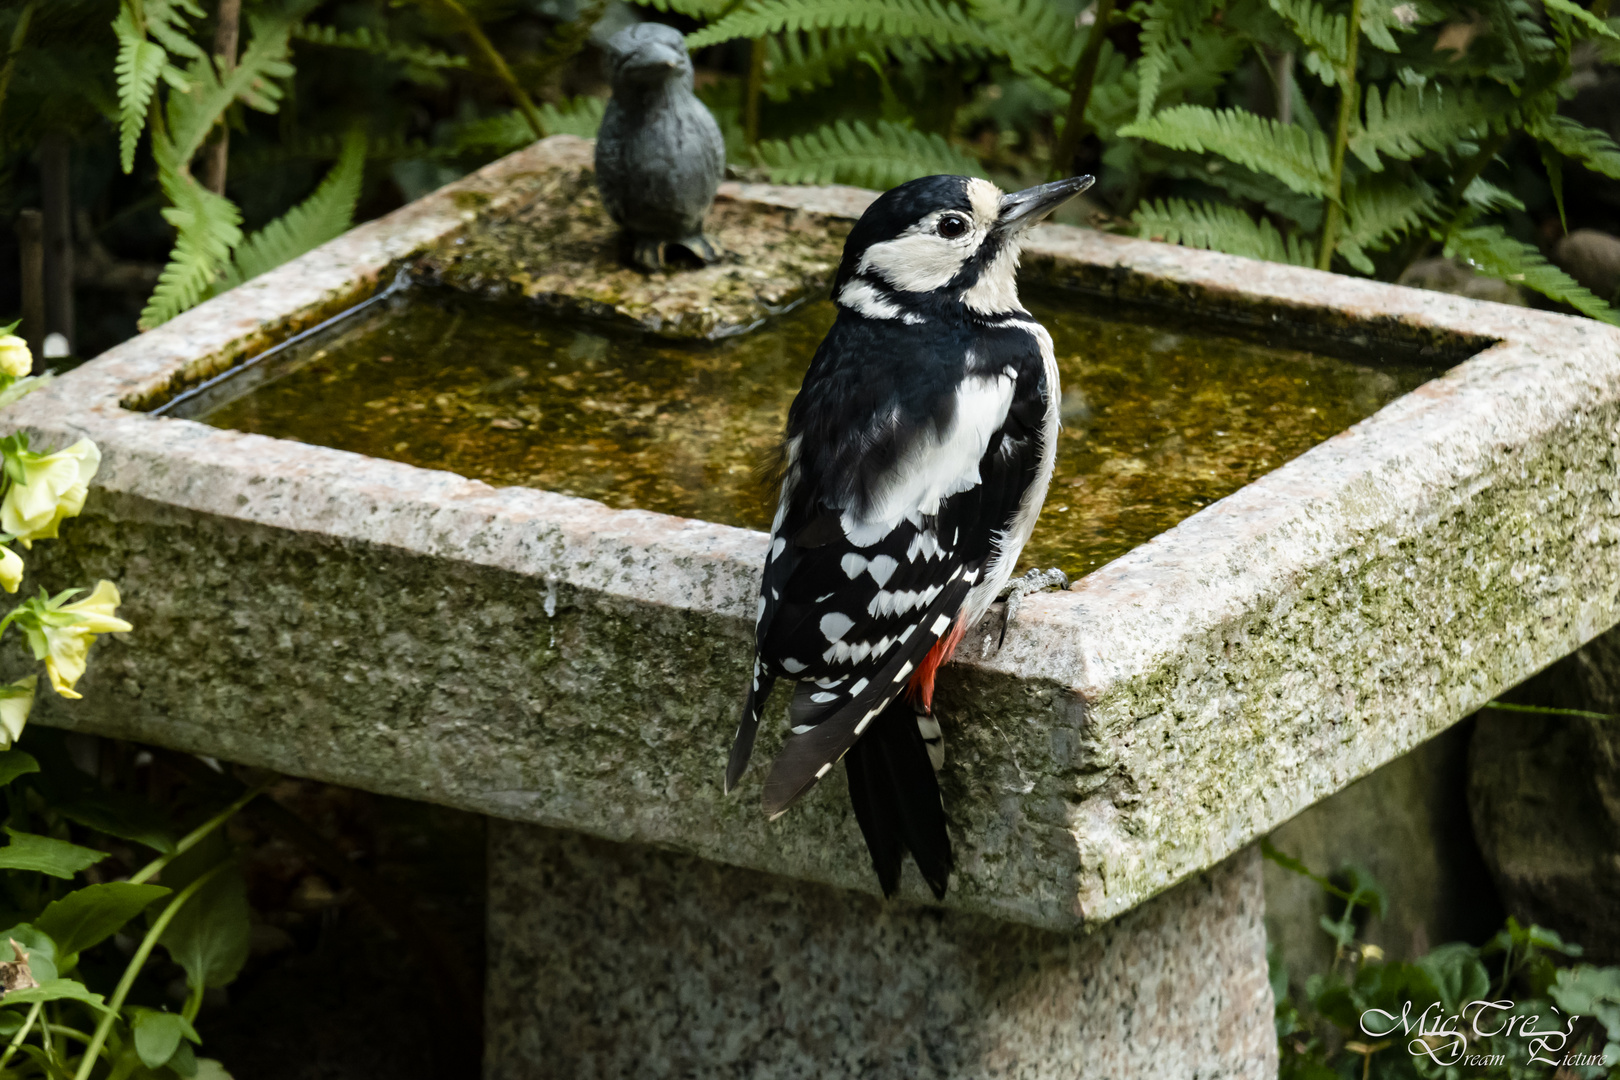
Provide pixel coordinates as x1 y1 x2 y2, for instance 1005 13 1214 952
181 289 1438 576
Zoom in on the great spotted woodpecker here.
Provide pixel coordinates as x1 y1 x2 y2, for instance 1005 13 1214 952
725 173 1094 899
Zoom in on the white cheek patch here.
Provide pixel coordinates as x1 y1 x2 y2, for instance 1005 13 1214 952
961 241 1025 315
838 278 902 319
858 229 972 293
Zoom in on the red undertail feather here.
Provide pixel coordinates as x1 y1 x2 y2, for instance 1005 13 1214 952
907 613 967 713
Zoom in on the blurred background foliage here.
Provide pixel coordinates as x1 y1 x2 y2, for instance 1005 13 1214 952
5 0 1620 359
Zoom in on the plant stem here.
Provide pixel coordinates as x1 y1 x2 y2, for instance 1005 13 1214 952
430 0 546 139
201 0 241 196
73 861 231 1080
129 777 272 885
744 37 764 147
1317 0 1363 271
0 1002 41 1071
1050 0 1118 180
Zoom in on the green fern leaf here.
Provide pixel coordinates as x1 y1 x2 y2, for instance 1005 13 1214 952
764 26 972 100
214 134 365 293
1539 0 1620 39
140 173 243 330
1532 114 1620 179
1460 175 1525 213
967 0 1087 77
113 4 168 174
1445 223 1620 323
755 119 983 188
1118 105 1333 196
539 96 607 138
1133 197 1317 265
685 0 993 52
1343 174 1435 250
1348 82 1504 171
1136 0 1216 119
160 12 295 170
628 0 736 15
292 23 469 69
1268 0 1348 82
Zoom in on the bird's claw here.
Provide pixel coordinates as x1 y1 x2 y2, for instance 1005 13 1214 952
989 567 1071 656
629 234 723 271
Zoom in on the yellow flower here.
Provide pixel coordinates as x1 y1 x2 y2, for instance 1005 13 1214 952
0 676 35 748
0 546 21 593
42 581 131 700
0 337 31 379
1 440 100 548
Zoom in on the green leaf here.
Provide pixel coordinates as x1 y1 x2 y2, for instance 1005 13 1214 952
212 131 366 293
1118 105 1334 196
0 925 58 983
968 0 1089 77
1541 0 1620 38
1416 942 1490 1013
755 119 984 188
0 829 104 879
140 173 243 330
1348 82 1505 172
158 12 296 171
1343 174 1436 250
1444 222 1620 323
129 1006 200 1069
539 96 607 139
1136 0 1217 118
1269 0 1349 82
0 751 38 789
35 883 170 961
685 0 996 51
1533 114 1620 180
291 22 469 70
159 856 250 992
113 4 169 174
0 977 110 1012
1132 198 1317 266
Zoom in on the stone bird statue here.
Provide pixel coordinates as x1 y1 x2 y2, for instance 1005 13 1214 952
595 23 726 271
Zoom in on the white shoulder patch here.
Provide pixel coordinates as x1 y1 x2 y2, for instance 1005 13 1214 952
838 278 902 319
841 371 1016 546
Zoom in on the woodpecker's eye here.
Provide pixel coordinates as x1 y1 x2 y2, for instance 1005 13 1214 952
937 214 969 239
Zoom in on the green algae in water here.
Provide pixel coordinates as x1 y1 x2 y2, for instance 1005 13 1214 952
184 289 1439 576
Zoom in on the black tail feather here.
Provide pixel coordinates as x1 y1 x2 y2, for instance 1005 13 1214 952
844 698 953 900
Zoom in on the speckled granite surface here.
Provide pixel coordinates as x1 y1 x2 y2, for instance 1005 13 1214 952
485 824 1274 1080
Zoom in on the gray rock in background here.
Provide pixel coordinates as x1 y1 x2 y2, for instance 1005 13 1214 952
1264 722 1501 992
1399 257 1529 307
1554 229 1620 305
1469 626 1620 963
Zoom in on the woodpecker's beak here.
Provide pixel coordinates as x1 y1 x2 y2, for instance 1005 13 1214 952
996 176 1096 233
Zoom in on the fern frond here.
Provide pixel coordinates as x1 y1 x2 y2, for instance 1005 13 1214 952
1540 0 1620 39
1460 175 1525 213
1445 223 1619 323
112 2 171 174
1136 0 1216 119
159 12 295 170
1343 174 1435 249
1118 105 1333 196
685 0 994 52
452 96 605 155
1347 82 1503 171
1532 114 1620 179
146 0 206 61
764 26 972 100
214 133 364 293
540 95 606 138
1268 0 1348 82
967 0 1087 76
292 23 469 69
1133 197 1317 265
140 172 242 330
754 119 983 188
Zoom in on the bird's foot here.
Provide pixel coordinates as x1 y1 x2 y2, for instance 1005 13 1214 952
630 236 669 272
676 233 723 264
988 567 1071 657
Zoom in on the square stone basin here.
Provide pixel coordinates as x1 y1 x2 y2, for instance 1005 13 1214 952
13 136 1620 937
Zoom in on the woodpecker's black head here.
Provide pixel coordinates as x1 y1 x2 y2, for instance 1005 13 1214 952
833 174 1094 320
604 22 694 96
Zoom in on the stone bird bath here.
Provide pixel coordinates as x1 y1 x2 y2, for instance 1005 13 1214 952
11 136 1620 1078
